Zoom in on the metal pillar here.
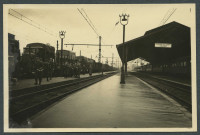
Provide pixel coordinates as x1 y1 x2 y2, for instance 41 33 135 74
119 13 129 84
56 40 58 66
125 46 127 75
61 38 63 68
120 25 125 84
59 31 66 70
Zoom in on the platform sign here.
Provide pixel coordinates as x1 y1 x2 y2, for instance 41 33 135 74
155 43 172 48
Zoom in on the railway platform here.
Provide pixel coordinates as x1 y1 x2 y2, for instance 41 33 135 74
29 73 192 128
10 72 112 91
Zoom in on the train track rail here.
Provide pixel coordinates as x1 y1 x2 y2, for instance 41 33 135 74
131 72 191 112
10 74 102 101
10 72 117 123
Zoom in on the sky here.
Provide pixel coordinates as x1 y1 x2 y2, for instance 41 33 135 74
5 4 194 66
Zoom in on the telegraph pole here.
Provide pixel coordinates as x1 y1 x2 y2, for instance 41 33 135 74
115 59 118 68
99 36 103 74
56 40 59 66
112 53 114 68
57 40 58 51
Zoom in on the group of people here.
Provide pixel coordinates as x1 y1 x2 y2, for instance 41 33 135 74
33 58 53 85
33 58 93 85
63 62 93 78
63 62 81 78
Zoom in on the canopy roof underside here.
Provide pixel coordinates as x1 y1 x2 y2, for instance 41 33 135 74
116 21 191 64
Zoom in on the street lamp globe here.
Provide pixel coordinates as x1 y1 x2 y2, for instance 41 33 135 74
119 14 130 26
59 31 66 39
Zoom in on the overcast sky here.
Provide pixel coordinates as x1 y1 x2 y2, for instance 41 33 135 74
6 4 194 64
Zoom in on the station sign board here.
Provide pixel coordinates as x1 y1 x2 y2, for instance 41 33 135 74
155 43 172 48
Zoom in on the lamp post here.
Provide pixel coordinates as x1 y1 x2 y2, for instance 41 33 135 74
119 13 129 84
59 31 66 70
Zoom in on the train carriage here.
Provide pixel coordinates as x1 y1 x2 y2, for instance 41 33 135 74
21 43 55 78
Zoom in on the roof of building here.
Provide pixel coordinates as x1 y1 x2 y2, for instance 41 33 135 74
57 50 75 54
116 21 191 64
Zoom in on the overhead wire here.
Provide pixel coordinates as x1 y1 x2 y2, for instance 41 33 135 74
77 8 100 37
159 8 177 26
8 9 57 38
78 8 109 46
81 8 99 35
162 8 176 25
159 9 170 25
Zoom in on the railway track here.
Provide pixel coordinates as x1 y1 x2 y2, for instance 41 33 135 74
9 72 117 123
131 72 191 112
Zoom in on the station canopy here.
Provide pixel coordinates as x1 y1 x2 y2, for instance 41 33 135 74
116 21 191 65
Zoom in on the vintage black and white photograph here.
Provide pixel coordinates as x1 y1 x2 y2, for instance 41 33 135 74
3 4 197 132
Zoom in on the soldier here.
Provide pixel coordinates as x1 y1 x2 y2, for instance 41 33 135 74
76 62 81 78
44 61 50 81
71 63 75 77
33 58 43 85
89 63 93 76
49 58 54 80
64 64 68 78
74 63 77 77
68 63 71 77
82 65 86 75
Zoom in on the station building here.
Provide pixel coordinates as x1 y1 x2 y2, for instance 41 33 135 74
8 33 20 79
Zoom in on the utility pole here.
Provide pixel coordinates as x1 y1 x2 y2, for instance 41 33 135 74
56 40 59 66
57 40 58 51
80 50 81 56
99 36 101 63
116 58 117 69
112 53 114 68
99 36 103 74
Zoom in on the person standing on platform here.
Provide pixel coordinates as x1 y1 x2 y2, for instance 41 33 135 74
64 62 69 78
74 63 77 77
44 61 50 82
72 63 75 77
33 58 44 85
77 62 81 78
49 58 54 80
89 63 93 77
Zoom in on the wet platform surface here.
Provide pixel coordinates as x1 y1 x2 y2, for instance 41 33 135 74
30 74 192 128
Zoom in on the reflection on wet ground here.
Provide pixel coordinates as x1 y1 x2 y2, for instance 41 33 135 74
30 74 191 128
